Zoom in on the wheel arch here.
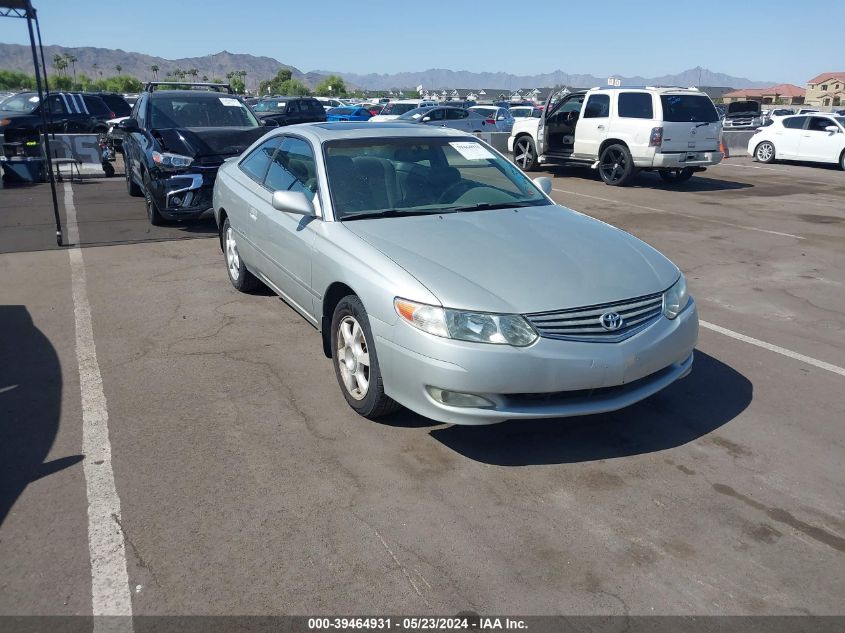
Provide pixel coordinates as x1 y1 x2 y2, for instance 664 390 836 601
320 282 358 358
598 138 629 157
217 208 228 252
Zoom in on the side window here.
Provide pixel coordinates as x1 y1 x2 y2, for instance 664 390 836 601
134 95 147 127
618 93 653 119
45 95 68 115
264 136 318 200
240 137 280 182
286 101 301 114
783 117 807 130
309 100 323 113
446 109 467 120
428 109 445 121
583 94 610 118
808 117 834 132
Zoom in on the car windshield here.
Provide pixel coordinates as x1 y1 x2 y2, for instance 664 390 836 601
0 94 39 113
324 136 552 220
397 107 435 120
252 100 287 113
149 95 260 128
660 95 719 123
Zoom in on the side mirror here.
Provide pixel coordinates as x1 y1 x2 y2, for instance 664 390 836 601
421 116 432 122
262 118 279 127
119 118 139 131
533 177 553 195
825 125 839 133
497 115 506 121
271 190 315 216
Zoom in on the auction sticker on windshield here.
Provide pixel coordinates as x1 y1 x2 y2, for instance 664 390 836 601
450 141 495 160
219 97 241 107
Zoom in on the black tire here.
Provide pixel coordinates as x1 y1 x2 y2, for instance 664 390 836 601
513 135 539 171
754 141 776 164
331 295 401 419
839 150 845 171
598 143 636 186
125 156 142 196
222 218 259 292
143 174 167 226
102 161 115 178
658 168 695 183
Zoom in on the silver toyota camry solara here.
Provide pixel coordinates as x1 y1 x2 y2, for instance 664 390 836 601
213 123 698 425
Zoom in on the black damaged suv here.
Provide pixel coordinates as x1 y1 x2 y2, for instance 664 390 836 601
121 83 271 225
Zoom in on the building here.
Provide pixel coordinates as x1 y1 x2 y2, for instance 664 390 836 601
721 84 805 105
805 72 845 107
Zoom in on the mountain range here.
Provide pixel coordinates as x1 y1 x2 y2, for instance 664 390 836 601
0 43 777 91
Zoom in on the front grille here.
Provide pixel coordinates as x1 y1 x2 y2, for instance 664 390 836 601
525 292 663 342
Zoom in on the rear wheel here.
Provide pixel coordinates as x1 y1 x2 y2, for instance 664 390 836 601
513 136 539 171
839 150 845 171
658 168 695 183
331 295 400 419
598 144 636 186
754 141 776 163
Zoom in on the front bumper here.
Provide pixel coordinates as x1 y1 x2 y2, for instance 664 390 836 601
376 299 699 425
649 151 722 169
148 170 216 220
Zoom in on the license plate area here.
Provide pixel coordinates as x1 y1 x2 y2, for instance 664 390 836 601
682 152 704 163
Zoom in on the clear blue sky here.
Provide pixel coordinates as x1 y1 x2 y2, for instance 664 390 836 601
0 0 834 84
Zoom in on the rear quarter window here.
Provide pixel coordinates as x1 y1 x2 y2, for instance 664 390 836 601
618 93 653 119
659 95 718 123
782 117 806 129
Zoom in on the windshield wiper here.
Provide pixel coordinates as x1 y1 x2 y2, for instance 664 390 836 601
341 209 455 221
441 202 534 213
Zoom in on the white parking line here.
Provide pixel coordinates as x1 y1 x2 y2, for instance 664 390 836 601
700 320 845 377
552 187 805 240
713 162 782 172
64 182 135 629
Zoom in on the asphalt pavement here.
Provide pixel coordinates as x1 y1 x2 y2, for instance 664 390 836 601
0 156 843 619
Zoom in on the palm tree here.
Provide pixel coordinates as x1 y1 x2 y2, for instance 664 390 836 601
188 68 199 78
202 75 209 82
52 53 66 77
115 64 122 75
64 53 78 87
150 64 159 80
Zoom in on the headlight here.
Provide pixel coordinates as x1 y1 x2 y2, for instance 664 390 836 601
152 151 193 170
663 274 690 319
395 298 538 347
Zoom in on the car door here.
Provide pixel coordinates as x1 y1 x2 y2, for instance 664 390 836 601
497 108 514 133
255 135 320 319
42 94 72 133
574 93 610 159
775 116 807 158
445 107 472 131
797 116 844 163
126 94 150 186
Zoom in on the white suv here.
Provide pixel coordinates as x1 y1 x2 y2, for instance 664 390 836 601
508 86 723 186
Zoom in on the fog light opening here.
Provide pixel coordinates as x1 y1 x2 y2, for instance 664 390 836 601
426 387 494 409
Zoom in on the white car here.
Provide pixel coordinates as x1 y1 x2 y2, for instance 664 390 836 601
509 86 722 186
510 106 542 119
748 113 845 169
468 105 515 133
369 99 439 122
315 97 344 112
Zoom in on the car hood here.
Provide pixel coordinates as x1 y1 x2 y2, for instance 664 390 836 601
343 205 679 314
726 101 761 116
154 127 266 161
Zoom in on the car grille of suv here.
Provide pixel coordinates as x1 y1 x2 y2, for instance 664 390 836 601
524 292 664 343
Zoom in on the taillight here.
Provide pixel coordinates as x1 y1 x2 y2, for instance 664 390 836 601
485 118 495 125
109 111 116 119
649 126 663 147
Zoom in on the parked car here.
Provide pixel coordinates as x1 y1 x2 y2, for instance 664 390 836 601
796 108 820 115
90 92 132 118
212 124 697 425
0 91 114 136
396 106 494 132
765 108 795 122
722 100 764 129
120 86 270 225
369 99 439 121
326 106 372 122
252 96 327 126
315 97 344 112
510 106 542 119
748 113 845 169
468 105 515 133
510 86 722 185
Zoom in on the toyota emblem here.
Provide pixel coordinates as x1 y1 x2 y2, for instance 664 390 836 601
600 312 623 331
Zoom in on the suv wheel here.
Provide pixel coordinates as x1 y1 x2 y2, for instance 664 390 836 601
754 141 776 164
598 144 636 186
331 295 401 419
223 219 259 292
125 157 143 196
513 136 539 171
658 168 695 183
143 175 167 226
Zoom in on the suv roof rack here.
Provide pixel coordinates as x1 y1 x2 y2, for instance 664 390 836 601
145 82 233 94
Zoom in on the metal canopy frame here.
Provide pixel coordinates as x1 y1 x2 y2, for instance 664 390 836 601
2 0 63 246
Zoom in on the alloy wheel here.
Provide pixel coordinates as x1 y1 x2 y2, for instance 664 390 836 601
336 315 370 400
225 227 240 282
600 148 627 184
514 139 533 169
756 142 774 162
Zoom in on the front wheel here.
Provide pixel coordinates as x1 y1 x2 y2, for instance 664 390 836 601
331 296 400 419
143 175 167 226
839 151 845 171
755 141 776 164
222 219 259 292
125 156 142 196
513 136 539 171
598 144 636 186
658 168 695 183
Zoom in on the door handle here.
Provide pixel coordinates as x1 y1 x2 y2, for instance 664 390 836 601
248 207 258 221
597 124 606 130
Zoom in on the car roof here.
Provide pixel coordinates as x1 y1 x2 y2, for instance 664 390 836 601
150 90 243 99
278 121 474 141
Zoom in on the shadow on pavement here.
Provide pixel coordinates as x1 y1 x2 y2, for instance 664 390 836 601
429 351 751 466
0 306 81 525
543 165 753 192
